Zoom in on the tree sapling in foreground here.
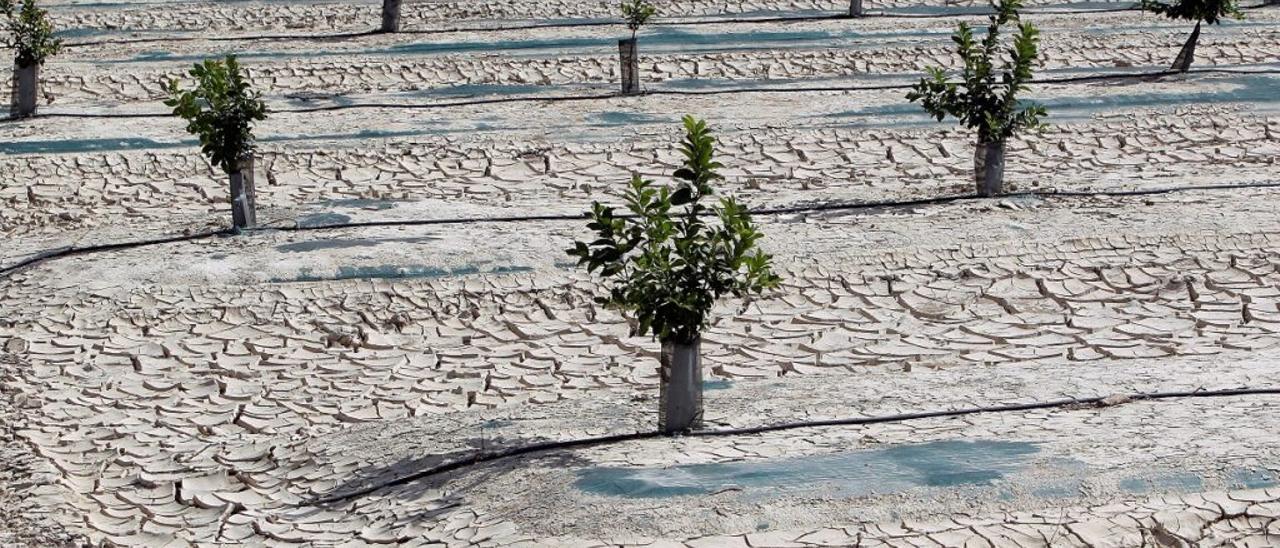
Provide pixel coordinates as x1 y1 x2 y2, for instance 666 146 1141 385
164 55 268 230
568 116 781 433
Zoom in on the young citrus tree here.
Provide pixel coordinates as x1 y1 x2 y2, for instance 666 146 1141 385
1142 0 1241 72
906 0 1046 197
2 0 62 118
164 55 268 229
568 116 781 433
621 0 655 40
618 0 655 95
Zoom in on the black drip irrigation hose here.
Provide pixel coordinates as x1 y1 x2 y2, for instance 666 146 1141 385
0 228 232 278
24 65 1280 120
272 181 1280 233
62 30 380 49
872 5 1141 18
306 386 1280 505
3 181 1280 280
58 1 1212 50
273 192 984 233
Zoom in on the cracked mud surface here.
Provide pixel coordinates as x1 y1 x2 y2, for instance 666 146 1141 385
3 0 1280 545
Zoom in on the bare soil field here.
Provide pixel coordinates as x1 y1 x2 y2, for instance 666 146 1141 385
2 0 1280 545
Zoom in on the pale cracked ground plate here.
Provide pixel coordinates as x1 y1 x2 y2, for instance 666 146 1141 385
4 0 1280 546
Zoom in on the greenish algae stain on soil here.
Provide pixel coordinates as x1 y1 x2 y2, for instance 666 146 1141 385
576 440 1042 499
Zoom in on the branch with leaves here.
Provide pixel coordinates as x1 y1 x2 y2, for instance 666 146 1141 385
568 116 780 344
1141 0 1241 71
620 0 655 40
906 0 1046 144
163 55 268 175
1141 0 1240 24
1 0 62 68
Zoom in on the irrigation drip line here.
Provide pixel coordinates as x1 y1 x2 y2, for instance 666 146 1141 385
0 228 231 278
3 181 1278 281
57 2 1201 50
25 65 1280 121
275 193 981 233
62 30 379 49
263 181 1280 233
305 385 1280 505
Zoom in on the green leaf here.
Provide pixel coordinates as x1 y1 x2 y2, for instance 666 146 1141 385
162 55 268 174
670 186 695 206
907 0 1047 144
566 116 781 342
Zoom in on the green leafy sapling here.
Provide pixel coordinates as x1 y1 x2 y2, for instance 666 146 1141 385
1141 0 1242 72
3 0 61 116
163 55 267 175
906 0 1046 196
620 0 655 41
569 115 779 432
1 0 61 69
617 0 654 94
569 115 780 345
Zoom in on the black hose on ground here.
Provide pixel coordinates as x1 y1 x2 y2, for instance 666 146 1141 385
0 228 232 278
62 30 380 49
23 65 1280 121
306 386 1280 505
274 181 1280 232
59 3 1166 49
3 181 1279 280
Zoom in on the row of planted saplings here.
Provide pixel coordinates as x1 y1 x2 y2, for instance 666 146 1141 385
7 0 1257 199
4 0 1260 115
0 0 1258 430
107 0 1049 431
593 0 1250 96
163 0 1047 235
8 0 1050 227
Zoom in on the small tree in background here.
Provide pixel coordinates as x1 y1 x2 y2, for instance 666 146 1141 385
618 0 655 95
907 0 1046 197
621 0 655 41
164 55 267 230
569 116 781 433
2 0 62 118
1142 0 1242 72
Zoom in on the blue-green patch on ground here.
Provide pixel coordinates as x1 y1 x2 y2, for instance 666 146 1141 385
1228 468 1278 490
276 264 532 282
1118 472 1205 495
703 379 733 391
296 212 354 228
0 137 188 155
576 440 1043 499
274 236 438 253
826 73 1280 128
320 198 406 211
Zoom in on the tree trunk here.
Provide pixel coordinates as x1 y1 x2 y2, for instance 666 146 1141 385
1171 21 1200 73
228 155 257 229
381 0 402 32
658 337 702 433
618 38 640 95
848 0 864 17
973 138 1006 197
11 62 38 118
